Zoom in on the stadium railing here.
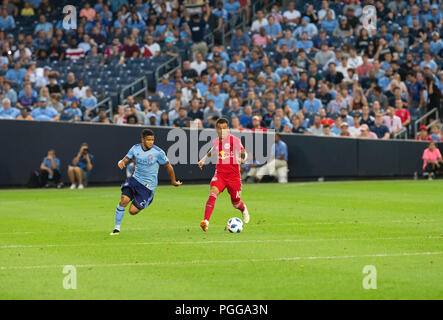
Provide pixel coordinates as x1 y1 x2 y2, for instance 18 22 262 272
414 108 440 136
120 76 149 106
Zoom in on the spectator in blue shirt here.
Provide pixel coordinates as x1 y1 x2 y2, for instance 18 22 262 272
5 62 27 84
256 134 289 183
34 14 53 38
156 75 176 97
224 0 241 15
213 1 229 22
429 31 443 56
230 28 250 52
303 89 323 114
40 149 62 188
265 15 282 39
206 84 228 110
82 88 97 109
0 98 20 119
64 100 83 121
295 32 314 52
30 97 59 121
320 11 338 33
0 9 15 31
2 82 17 106
228 52 246 73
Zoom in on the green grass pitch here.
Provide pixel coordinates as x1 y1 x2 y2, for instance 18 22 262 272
0 180 442 299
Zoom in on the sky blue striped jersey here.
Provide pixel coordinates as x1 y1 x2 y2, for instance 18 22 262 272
125 144 169 191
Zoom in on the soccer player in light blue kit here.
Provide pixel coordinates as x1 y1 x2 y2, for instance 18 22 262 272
110 129 182 235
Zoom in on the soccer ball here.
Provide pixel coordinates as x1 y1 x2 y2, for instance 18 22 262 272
227 217 243 233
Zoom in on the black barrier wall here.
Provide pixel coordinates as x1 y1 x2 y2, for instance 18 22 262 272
0 119 441 186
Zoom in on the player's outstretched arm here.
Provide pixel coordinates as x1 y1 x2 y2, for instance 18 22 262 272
164 163 182 187
198 148 213 170
117 157 130 170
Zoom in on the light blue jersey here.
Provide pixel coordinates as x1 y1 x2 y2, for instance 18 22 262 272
125 144 169 191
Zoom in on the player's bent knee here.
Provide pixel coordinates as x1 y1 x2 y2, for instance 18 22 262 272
119 195 131 207
129 205 140 215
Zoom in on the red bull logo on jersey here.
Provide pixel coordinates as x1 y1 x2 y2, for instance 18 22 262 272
218 150 235 160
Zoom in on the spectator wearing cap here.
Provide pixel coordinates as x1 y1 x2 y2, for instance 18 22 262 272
370 113 390 139
339 121 351 137
416 126 433 141
359 124 378 139
430 32 443 56
0 98 19 119
251 115 267 132
422 141 442 180
163 37 179 58
320 10 338 33
185 11 210 61
425 4 441 25
30 96 59 121
303 89 322 115
293 16 318 39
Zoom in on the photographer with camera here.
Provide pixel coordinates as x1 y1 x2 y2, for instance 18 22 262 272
67 142 94 189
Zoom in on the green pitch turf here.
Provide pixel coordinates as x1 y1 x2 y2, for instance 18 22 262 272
0 180 442 300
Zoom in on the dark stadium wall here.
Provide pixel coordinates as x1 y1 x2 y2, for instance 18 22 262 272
0 119 441 186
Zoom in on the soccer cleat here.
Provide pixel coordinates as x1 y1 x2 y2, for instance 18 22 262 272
242 204 250 224
200 220 209 232
110 229 120 236
78 184 84 189
70 184 76 189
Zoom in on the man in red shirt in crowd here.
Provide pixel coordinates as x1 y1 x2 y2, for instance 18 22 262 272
250 115 268 131
416 125 433 141
394 99 410 130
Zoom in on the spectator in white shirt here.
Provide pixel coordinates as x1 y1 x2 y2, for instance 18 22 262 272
283 2 301 27
382 106 402 135
251 10 268 32
190 53 207 76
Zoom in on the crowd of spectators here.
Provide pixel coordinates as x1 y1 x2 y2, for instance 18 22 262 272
0 0 443 142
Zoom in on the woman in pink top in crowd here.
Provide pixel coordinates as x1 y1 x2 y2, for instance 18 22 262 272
422 141 443 180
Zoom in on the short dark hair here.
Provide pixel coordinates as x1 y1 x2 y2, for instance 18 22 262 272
216 117 229 127
141 129 154 138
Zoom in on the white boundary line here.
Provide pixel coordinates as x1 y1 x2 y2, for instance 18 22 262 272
1 219 441 235
1 251 442 271
0 235 441 249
